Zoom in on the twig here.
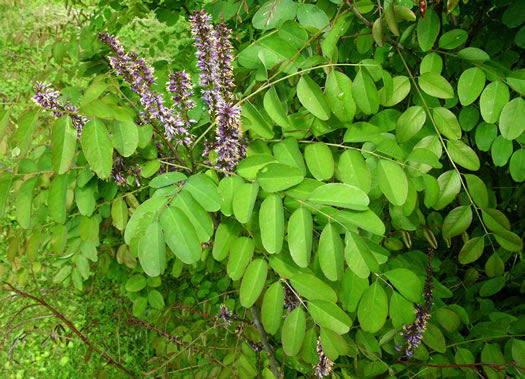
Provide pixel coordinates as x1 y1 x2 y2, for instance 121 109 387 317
2 282 135 378
250 305 281 378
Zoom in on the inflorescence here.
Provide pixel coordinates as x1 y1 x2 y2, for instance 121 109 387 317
314 337 334 377
190 10 246 173
396 249 434 358
98 32 194 145
32 82 88 136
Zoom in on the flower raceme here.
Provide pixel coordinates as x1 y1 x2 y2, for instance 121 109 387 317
98 32 194 146
190 10 246 173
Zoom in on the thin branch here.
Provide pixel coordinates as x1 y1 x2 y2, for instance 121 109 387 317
2 282 135 378
250 305 281 379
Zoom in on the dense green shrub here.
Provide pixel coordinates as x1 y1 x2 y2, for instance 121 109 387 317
1 0 524 377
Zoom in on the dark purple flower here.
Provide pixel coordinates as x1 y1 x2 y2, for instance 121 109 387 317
32 82 87 135
166 70 197 129
111 154 141 187
217 304 233 325
283 281 301 311
314 337 334 377
397 249 434 358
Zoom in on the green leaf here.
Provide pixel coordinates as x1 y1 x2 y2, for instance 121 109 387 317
133 297 147 317
326 71 356 123
287 207 313 268
308 183 369 211
341 269 369 313
357 281 388 333
464 174 489 208
297 4 329 31
111 198 128 231
172 191 213 243
0 173 13 219
379 76 411 107
126 274 147 292
343 121 382 143
81 75 107 106
252 0 297 30
457 47 490 63
149 172 187 188
259 194 284 254
261 281 284 335
480 80 509 123
290 273 337 303
458 236 485 264
218 176 245 216
233 182 259 223
212 219 241 261
257 163 304 192
80 120 113 179
148 289 165 310
242 103 274 139
433 170 461 210
396 106 426 143
53 265 72 283
48 174 67 224
273 137 306 175
419 73 454 99
240 259 268 308
304 142 334 181
385 268 423 303
352 68 379 115
511 339 525 369
160 206 201 264
345 231 372 279
423 323 446 353
390 291 416 328
111 120 139 157
494 229 523 252
442 205 473 238
481 343 505 379
0 108 11 142
499 97 525 140
447 140 480 171
318 223 344 282
417 9 440 51
420 53 443 74
124 197 168 244
458 67 486 106
433 107 462 140
308 300 352 335
183 174 222 212
438 29 468 49
509 149 525 182
322 13 350 58
282 307 306 356
227 237 255 281
338 150 371 193
297 75 330 120
320 327 349 361
455 347 475 366
12 111 39 157
138 222 166 277
264 88 289 127
52 117 77 174
475 122 497 151
335 209 385 236
491 135 513 167
377 160 408 206
16 177 37 229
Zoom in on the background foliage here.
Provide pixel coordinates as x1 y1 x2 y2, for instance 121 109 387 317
1 0 524 377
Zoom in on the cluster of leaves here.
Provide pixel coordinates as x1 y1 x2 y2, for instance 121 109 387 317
1 0 525 377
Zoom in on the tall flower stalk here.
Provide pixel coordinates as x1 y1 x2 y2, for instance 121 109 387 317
396 249 434 358
190 10 246 173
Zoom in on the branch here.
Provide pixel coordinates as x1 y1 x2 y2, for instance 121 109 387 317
250 305 281 378
2 282 135 378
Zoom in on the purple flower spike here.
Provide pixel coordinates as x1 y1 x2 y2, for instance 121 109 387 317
313 337 334 377
397 249 434 358
166 70 197 130
190 10 246 173
98 32 193 145
32 82 87 136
